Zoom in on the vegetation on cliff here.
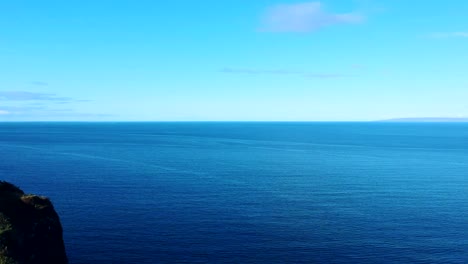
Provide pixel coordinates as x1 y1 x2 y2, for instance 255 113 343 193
0 181 67 264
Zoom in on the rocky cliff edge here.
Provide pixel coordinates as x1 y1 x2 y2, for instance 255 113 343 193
0 181 67 264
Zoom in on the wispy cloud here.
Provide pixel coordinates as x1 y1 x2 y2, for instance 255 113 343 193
351 64 366 69
428 32 468 38
260 2 363 32
221 67 345 78
0 105 112 120
304 73 345 78
221 68 301 75
0 105 47 111
0 92 102 120
0 91 73 102
31 81 49 86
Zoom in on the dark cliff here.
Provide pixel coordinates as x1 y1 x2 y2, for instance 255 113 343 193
0 181 68 264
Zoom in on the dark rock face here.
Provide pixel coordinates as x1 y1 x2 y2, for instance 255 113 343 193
0 181 68 264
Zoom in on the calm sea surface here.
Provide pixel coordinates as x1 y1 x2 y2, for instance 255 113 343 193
0 122 467 263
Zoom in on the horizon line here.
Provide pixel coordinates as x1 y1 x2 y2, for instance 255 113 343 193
1 119 468 123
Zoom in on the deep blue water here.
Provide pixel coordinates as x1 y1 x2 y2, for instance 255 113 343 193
1 122 467 263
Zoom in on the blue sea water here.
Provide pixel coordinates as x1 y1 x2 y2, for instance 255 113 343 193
0 122 467 263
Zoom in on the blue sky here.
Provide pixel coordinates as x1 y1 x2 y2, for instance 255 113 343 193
1 0 467 121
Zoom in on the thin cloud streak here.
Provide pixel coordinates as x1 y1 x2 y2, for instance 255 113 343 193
0 91 74 102
31 81 49 86
0 91 94 119
428 32 468 38
0 106 48 111
221 68 345 78
304 73 346 79
0 105 112 119
221 68 300 75
260 2 363 32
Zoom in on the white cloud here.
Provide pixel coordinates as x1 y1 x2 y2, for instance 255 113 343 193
260 2 363 32
0 110 10 115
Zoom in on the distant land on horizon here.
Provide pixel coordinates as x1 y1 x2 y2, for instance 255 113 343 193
380 117 468 122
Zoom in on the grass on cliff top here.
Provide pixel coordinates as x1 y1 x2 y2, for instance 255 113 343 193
0 213 15 264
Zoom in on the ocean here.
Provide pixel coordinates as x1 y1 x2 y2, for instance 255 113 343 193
0 122 467 263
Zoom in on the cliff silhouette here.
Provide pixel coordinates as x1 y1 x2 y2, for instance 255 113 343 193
0 181 67 264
